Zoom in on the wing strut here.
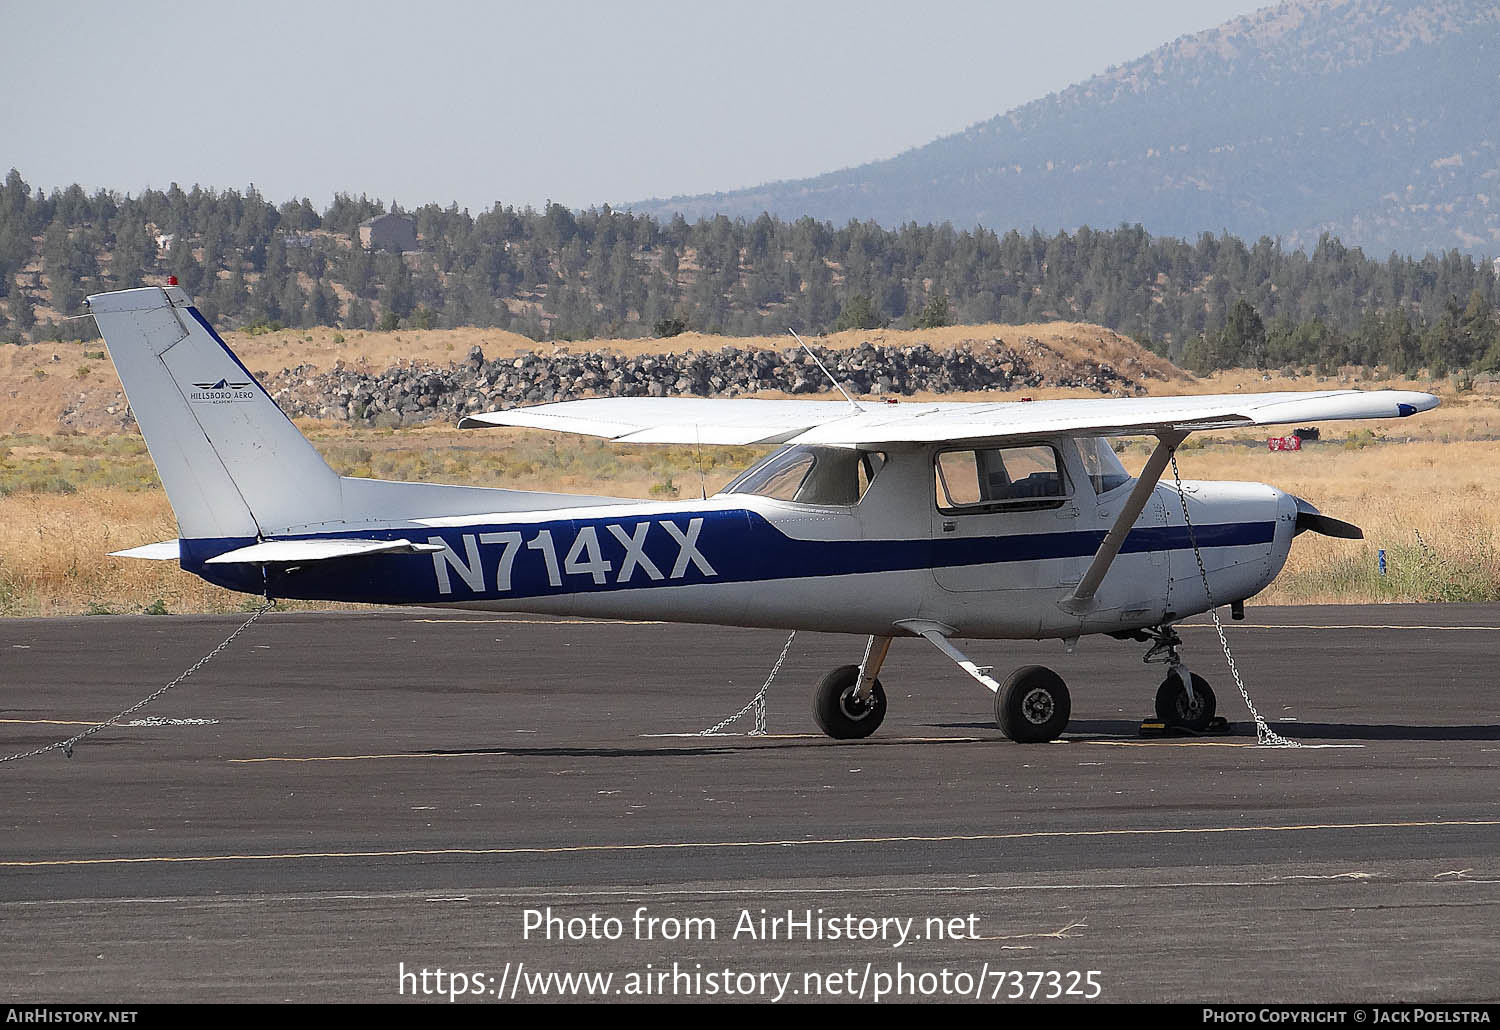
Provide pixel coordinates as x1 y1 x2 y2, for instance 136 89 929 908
1059 430 1188 616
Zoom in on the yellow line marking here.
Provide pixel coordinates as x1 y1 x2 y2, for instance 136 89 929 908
5 819 1495 869
645 733 986 741
1085 739 1258 748
232 751 502 764
641 733 821 740
1086 740 1363 749
409 619 1494 630
1180 624 1497 631
404 618 665 625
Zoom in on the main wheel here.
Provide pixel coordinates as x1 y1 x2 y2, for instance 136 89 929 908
1155 671 1216 730
812 664 887 740
995 665 1071 743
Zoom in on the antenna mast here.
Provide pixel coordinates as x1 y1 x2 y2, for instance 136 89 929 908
788 329 863 413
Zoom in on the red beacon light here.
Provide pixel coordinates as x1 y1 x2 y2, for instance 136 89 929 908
166 275 179 286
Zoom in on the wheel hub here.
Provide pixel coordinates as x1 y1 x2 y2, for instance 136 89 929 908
1020 687 1055 725
839 689 873 721
1175 690 1204 719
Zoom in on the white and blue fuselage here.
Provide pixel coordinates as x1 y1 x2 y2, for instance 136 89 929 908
182 453 1295 641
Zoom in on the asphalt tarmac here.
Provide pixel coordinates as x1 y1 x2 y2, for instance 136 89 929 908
1 604 1497 1003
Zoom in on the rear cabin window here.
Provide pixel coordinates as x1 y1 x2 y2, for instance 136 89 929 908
934 445 1068 513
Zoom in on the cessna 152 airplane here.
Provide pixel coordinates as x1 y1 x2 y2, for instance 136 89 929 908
88 285 1438 744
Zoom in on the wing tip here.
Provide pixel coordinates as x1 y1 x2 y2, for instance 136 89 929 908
1394 391 1440 416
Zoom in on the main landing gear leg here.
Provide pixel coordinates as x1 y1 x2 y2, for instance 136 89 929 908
896 620 1071 744
1141 624 1217 731
855 635 892 704
811 635 891 740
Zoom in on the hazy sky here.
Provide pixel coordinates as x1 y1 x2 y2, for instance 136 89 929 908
3 0 1270 213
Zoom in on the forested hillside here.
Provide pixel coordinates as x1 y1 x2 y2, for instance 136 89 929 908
1 169 1497 374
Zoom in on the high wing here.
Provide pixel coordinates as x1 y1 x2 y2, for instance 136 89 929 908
458 390 1439 446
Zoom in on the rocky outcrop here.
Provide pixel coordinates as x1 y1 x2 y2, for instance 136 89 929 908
263 338 1159 426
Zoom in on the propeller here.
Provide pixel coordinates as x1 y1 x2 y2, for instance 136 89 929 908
1291 495 1363 540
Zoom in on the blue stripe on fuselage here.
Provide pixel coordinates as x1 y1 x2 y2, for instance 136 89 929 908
179 510 1275 604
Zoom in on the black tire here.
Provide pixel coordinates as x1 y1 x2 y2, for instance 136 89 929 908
995 665 1071 743
1155 672 1216 730
812 664 887 740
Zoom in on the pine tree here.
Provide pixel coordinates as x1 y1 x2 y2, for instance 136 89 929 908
836 293 882 331
914 291 950 329
1220 299 1267 367
12 287 35 331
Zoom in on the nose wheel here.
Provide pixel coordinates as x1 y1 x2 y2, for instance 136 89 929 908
1137 623 1224 733
1155 671 1216 730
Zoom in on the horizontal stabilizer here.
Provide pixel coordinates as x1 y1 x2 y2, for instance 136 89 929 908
204 538 446 565
109 540 181 561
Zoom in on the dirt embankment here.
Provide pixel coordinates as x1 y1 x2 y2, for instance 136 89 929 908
0 321 1187 435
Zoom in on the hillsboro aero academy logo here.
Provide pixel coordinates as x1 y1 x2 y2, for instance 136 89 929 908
188 377 255 404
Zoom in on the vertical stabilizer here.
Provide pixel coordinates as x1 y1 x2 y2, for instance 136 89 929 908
87 287 343 538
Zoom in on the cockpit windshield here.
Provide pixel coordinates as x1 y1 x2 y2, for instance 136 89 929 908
720 446 885 506
1078 437 1131 494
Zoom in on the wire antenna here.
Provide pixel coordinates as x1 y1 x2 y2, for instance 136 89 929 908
788 329 863 413
694 423 708 500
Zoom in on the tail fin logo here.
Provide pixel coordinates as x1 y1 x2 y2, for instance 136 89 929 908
189 377 255 403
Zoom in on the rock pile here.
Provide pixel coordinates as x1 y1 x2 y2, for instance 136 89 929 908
263 338 1155 426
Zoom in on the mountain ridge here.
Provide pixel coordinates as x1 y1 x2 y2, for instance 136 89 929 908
627 0 1500 257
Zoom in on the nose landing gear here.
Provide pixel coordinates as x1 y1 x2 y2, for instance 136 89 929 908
1138 624 1224 734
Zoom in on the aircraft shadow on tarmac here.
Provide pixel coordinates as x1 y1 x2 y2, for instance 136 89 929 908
419 745 741 759
415 736 1003 759
935 719 1500 742
417 718 1500 758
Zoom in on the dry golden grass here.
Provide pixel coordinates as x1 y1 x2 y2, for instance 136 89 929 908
1139 440 1500 604
0 488 242 615
3 317 1497 614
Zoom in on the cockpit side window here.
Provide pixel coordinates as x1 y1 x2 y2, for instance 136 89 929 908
722 445 886 505
935 444 1068 513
